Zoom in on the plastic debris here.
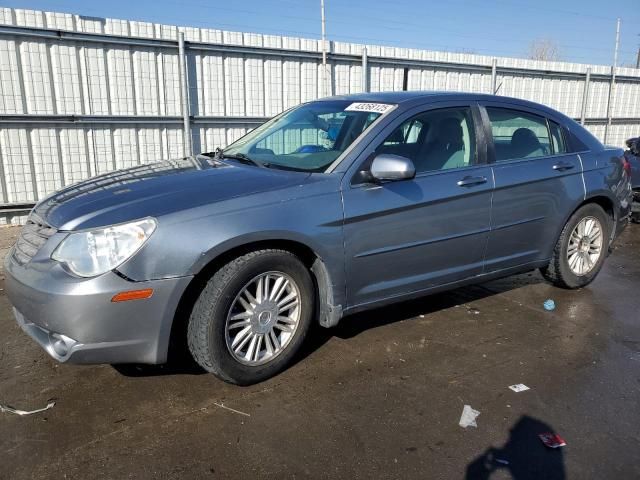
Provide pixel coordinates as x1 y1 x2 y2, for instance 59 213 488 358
543 299 556 311
508 384 530 393
467 307 480 315
0 400 55 416
459 405 480 428
539 432 566 448
213 402 250 417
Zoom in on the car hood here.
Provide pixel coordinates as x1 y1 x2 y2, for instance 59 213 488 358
33 156 310 231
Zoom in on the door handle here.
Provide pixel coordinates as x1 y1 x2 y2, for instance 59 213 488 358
552 162 575 171
457 176 488 187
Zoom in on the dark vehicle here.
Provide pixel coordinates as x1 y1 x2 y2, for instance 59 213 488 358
624 136 640 222
5 92 633 385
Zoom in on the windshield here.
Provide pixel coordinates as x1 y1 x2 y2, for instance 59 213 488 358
221 100 393 172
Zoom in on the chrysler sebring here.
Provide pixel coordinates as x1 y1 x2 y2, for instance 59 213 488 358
6 92 632 384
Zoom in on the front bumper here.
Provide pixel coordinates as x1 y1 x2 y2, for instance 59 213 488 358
5 254 192 365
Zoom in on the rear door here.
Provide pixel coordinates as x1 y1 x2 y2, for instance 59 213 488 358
480 103 585 272
341 102 494 308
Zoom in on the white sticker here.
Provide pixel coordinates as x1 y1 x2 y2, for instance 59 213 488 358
508 384 530 393
345 102 395 114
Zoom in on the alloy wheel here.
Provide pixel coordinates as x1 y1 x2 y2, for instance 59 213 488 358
567 216 603 276
225 271 301 365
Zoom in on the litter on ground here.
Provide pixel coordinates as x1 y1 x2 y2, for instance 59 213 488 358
213 402 250 417
458 405 480 428
538 432 566 448
508 384 530 393
543 299 556 311
0 400 55 416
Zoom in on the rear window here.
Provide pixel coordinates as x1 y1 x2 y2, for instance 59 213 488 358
487 108 551 161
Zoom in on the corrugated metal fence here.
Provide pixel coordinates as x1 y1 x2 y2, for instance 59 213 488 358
1 7 640 223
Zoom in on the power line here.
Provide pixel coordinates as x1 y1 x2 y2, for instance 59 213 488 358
329 0 625 22
161 0 637 57
12 1 636 64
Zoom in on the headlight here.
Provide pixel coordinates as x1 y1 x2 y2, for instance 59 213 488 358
52 218 157 277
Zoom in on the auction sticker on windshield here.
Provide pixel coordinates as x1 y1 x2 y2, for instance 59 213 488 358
345 102 395 114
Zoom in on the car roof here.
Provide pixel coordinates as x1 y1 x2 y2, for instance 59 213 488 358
319 90 604 153
321 91 562 115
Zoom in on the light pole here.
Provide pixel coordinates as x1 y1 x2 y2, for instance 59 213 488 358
604 18 621 145
320 0 328 97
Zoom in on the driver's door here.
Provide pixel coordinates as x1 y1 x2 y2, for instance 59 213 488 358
341 104 494 308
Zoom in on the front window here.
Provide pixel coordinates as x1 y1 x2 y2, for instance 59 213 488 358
221 100 393 172
376 107 477 174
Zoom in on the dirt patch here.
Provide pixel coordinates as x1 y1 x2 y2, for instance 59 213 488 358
0 226 20 275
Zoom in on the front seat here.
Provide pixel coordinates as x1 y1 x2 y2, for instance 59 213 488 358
418 117 465 171
510 128 544 158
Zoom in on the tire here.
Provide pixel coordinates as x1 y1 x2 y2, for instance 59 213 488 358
187 249 314 385
540 203 611 289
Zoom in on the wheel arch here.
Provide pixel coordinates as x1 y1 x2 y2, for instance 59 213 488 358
581 194 615 222
167 237 342 363
555 194 617 250
573 194 616 241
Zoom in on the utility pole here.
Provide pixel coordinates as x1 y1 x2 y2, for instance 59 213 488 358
320 0 328 97
604 17 621 145
613 18 621 70
178 31 192 157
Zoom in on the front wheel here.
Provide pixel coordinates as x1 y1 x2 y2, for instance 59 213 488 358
541 204 610 289
187 249 314 385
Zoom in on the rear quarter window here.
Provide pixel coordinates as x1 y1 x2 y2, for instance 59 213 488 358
549 121 567 155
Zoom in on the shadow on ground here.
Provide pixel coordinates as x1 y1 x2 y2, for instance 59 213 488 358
466 415 566 480
114 271 542 378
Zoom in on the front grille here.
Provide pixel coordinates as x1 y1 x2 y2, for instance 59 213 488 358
11 214 57 266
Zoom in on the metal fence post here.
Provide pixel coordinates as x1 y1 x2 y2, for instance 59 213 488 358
580 68 591 126
491 58 497 94
178 32 192 156
361 46 368 92
604 65 616 145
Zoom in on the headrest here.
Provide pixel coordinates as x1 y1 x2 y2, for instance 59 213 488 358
511 128 540 147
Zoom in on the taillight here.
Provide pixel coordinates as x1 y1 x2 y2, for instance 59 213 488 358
623 157 631 176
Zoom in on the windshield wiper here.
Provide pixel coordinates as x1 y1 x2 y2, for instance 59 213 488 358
214 148 267 168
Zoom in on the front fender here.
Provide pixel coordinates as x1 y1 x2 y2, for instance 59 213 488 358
117 179 346 315
189 229 333 276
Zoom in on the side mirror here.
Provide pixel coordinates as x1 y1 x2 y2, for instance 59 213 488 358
370 154 416 182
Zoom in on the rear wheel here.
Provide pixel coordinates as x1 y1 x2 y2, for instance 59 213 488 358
541 204 610 289
187 249 314 385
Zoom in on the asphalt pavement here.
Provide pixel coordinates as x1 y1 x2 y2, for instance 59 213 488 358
1 224 639 479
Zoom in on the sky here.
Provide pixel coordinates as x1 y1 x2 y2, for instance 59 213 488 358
3 0 640 67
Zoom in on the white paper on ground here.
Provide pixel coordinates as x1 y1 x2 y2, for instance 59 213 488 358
459 404 480 428
508 384 530 393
